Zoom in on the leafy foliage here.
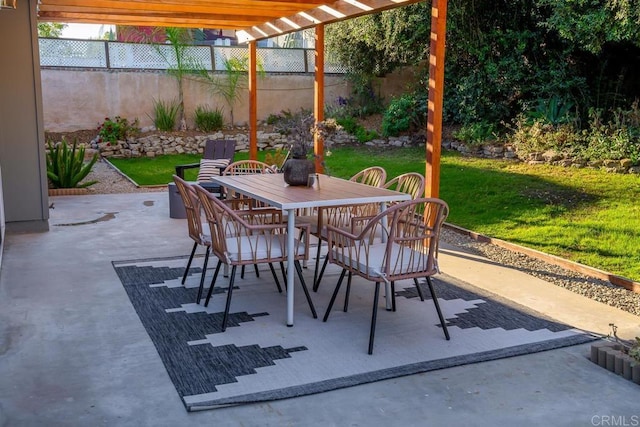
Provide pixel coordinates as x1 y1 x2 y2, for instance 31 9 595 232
381 92 427 137
150 98 180 131
38 23 67 38
453 122 498 146
46 138 99 188
97 116 140 145
194 105 224 132
509 102 640 164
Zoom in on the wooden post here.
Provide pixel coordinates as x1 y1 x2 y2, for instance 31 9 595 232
314 24 325 173
248 40 257 160
425 0 448 198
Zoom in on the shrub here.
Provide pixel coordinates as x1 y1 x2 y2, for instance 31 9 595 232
194 105 224 132
453 122 498 146
509 118 582 157
336 116 359 134
97 116 140 145
150 98 180 131
46 138 99 188
526 96 575 126
580 108 640 163
381 92 427 137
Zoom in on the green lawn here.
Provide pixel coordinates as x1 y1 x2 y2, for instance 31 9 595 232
108 146 640 281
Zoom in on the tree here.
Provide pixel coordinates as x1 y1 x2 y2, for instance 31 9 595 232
38 23 67 38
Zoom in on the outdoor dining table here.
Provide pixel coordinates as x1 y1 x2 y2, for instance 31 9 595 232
209 173 412 326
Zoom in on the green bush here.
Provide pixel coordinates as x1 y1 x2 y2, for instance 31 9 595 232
382 95 414 137
381 92 427 137
97 116 140 145
336 116 359 134
453 122 498 146
150 98 180 131
580 108 640 163
194 105 224 132
509 118 582 157
354 127 379 143
335 116 379 143
46 138 99 188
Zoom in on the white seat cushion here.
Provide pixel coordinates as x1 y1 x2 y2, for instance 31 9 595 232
225 235 306 262
331 242 430 278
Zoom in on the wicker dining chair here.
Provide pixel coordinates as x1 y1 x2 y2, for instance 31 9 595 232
322 198 451 354
194 184 317 331
304 166 388 292
349 166 387 187
172 175 212 304
383 172 425 201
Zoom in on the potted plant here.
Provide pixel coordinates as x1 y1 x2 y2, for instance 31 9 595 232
275 110 340 186
46 137 99 195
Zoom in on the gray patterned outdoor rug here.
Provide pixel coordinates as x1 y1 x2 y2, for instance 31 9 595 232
112 255 595 412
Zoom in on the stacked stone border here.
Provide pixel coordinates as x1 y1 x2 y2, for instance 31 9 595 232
72 131 640 175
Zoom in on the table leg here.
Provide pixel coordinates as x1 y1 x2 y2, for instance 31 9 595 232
380 202 392 310
286 208 295 326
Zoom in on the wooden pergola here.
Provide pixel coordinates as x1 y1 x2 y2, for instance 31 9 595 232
36 0 448 197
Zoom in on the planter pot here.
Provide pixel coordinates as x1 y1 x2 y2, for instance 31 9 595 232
590 341 640 385
48 188 89 196
281 157 315 186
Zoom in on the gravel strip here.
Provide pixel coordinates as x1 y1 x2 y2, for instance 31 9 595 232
83 158 640 317
84 158 166 194
441 228 640 317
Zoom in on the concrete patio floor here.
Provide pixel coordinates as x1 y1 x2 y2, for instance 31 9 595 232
1 192 639 426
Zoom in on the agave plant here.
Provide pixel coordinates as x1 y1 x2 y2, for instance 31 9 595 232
46 138 99 188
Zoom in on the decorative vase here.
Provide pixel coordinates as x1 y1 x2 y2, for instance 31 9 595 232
282 157 315 186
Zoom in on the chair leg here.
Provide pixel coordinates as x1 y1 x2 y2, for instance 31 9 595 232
268 263 283 293
221 265 238 332
426 276 450 340
414 278 425 301
299 229 308 269
182 242 198 284
322 269 347 322
391 281 396 312
343 271 352 312
204 260 222 307
313 249 331 292
254 264 260 278
369 282 381 355
312 239 323 291
241 265 245 279
279 262 287 285
294 260 317 318
196 246 210 304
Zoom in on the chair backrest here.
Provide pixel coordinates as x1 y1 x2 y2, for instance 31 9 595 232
350 166 386 187
223 160 276 175
172 175 208 245
383 172 425 200
222 160 276 204
203 139 236 163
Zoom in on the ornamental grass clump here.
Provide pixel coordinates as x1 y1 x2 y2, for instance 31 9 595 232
46 138 99 188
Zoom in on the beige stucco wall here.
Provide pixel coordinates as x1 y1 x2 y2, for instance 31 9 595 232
41 69 351 132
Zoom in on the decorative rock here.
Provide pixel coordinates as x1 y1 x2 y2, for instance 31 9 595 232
542 150 563 162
